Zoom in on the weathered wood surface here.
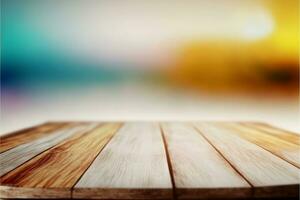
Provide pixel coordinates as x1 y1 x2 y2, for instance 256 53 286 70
0 123 97 177
0 122 70 153
194 122 300 198
0 121 299 199
161 122 250 199
0 123 121 199
220 122 300 168
241 122 300 145
74 122 173 199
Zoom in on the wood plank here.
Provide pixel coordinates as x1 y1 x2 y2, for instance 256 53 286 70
220 122 300 168
1 121 298 199
0 185 70 199
0 123 121 199
0 123 97 177
74 122 172 199
161 122 250 199
0 122 70 153
194 122 300 198
241 122 300 145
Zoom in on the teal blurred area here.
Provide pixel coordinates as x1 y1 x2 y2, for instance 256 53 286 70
1 0 139 91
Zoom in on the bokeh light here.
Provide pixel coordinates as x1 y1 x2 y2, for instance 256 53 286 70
1 0 299 134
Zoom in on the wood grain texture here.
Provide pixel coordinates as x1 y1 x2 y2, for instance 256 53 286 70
194 122 300 198
220 122 300 168
241 122 300 145
0 122 70 153
161 122 251 199
0 185 70 199
0 123 121 199
0 123 97 177
74 122 172 199
0 121 299 199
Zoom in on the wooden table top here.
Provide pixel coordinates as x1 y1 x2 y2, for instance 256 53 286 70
0 122 299 199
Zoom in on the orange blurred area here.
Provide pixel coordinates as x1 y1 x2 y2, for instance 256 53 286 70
166 0 299 97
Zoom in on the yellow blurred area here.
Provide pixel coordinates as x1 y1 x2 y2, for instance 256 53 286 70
167 0 299 96
263 0 298 61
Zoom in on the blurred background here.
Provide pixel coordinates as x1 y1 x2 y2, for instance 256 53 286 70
1 0 299 134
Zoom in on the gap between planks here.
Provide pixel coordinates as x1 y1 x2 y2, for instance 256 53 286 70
220 122 300 169
0 123 122 199
193 122 299 199
0 122 70 153
161 122 251 199
73 122 173 199
241 122 300 146
1 121 299 200
191 123 254 188
0 123 93 177
70 123 124 199
159 123 178 200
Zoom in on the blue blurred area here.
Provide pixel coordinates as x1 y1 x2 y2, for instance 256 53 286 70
1 0 128 91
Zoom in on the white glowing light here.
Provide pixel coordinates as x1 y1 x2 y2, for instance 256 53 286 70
240 10 275 40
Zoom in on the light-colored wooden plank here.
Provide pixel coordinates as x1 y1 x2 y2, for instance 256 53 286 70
221 122 300 168
74 122 172 199
241 122 300 145
0 123 98 177
194 122 300 198
161 122 250 199
0 123 121 199
0 122 70 153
